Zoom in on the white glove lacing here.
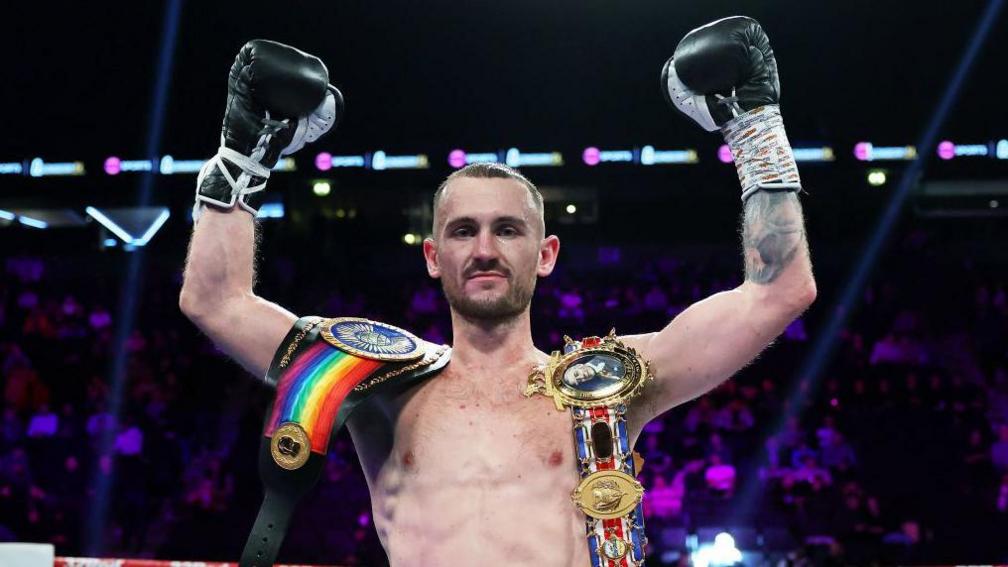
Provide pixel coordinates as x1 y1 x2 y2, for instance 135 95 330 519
192 112 288 221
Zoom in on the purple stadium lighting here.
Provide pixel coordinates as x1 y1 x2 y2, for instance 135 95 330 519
937 140 956 160
582 147 601 166
448 149 467 168
104 157 121 175
853 141 872 161
315 152 332 171
717 144 733 163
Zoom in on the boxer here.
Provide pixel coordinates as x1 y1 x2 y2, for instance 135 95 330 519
181 16 815 567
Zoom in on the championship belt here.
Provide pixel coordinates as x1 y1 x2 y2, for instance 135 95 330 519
525 330 654 567
240 316 450 567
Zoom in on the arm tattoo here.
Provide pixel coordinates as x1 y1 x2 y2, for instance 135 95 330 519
741 191 806 285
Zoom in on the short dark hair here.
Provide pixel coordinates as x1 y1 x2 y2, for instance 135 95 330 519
432 163 544 234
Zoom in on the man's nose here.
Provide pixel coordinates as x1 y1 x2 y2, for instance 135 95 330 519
472 230 499 261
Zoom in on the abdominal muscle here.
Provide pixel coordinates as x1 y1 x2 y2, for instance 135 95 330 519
349 372 594 567
373 465 586 566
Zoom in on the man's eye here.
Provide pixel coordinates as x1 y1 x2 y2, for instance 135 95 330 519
498 226 518 237
453 227 474 237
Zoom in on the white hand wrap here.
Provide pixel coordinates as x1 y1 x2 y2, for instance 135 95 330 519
721 105 802 202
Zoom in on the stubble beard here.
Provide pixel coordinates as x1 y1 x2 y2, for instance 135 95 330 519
442 273 536 323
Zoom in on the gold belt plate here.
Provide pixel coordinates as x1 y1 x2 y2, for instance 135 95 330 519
571 469 644 520
524 330 653 410
271 422 311 470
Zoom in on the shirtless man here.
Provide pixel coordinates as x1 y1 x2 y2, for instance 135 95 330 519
180 17 816 567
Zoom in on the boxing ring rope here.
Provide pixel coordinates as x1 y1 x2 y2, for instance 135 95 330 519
54 559 339 567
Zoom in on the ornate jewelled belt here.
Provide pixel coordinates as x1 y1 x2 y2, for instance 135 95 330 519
525 330 654 567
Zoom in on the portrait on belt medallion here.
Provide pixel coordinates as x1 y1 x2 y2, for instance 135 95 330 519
7 1 1003 566
563 354 626 388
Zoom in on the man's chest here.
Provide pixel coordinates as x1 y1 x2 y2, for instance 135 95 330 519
350 370 582 482
398 375 577 478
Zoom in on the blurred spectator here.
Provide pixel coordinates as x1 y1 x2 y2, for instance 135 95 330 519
820 432 857 474
963 428 992 478
86 402 117 441
640 431 673 478
790 454 832 490
778 416 806 451
992 424 1008 473
1 407 23 445
814 416 840 448
869 333 928 366
704 453 736 495
643 285 669 313
647 473 684 519
790 441 818 470
707 432 732 464
113 414 143 457
684 397 716 433
26 404 58 438
713 397 754 432
409 284 439 315
997 474 1008 513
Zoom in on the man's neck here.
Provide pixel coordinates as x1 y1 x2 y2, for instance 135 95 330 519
448 309 541 371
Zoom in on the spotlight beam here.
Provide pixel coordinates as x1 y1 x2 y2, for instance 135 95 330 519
786 0 1004 423
85 0 184 554
731 0 1004 525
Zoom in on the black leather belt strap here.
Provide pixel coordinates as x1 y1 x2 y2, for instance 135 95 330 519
239 439 323 567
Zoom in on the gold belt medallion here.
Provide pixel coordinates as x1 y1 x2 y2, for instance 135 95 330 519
572 470 645 520
271 422 311 470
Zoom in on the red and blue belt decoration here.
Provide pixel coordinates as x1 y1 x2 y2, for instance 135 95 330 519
567 337 647 567
525 331 653 567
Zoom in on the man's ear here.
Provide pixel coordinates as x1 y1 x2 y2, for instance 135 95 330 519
423 238 441 278
537 235 560 277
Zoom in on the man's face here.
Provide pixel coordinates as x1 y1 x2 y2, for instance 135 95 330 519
423 177 558 322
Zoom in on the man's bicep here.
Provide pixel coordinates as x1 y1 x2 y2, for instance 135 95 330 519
201 295 298 380
625 284 792 421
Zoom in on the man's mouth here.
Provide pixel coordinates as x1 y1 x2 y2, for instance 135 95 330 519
466 271 507 282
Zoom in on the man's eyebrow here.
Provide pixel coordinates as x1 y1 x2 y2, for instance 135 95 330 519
494 216 529 227
443 216 478 231
443 216 529 230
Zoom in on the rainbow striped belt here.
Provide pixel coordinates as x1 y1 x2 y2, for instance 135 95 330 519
241 316 449 567
525 330 654 567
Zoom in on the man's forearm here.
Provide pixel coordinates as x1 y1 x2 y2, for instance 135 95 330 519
180 207 296 378
741 191 812 288
180 208 258 316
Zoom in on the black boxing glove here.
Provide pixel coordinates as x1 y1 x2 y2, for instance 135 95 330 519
661 16 779 130
195 40 344 219
661 17 801 201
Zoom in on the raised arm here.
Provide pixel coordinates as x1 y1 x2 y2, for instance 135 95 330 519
624 192 814 424
180 208 297 378
179 40 342 380
625 17 816 431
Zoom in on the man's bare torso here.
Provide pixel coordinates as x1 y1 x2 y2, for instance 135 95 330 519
347 356 642 566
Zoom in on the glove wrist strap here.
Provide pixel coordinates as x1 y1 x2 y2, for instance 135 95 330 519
721 105 802 202
192 147 272 221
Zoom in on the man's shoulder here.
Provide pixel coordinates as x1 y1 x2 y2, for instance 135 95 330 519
267 315 451 383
